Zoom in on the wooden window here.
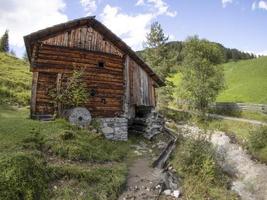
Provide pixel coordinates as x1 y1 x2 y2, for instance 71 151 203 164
97 61 105 68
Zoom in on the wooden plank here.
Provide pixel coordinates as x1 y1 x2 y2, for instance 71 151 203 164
56 73 62 115
30 72 39 117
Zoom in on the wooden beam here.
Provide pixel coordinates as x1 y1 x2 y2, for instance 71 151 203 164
30 72 39 118
56 73 62 116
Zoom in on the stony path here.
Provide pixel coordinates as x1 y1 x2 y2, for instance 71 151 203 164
177 125 267 200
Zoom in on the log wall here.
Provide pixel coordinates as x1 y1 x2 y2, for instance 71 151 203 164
32 44 124 117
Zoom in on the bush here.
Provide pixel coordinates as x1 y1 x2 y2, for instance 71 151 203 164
248 126 267 150
0 153 49 200
171 137 237 199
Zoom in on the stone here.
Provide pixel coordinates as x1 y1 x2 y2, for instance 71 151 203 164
163 189 171 195
99 117 128 141
172 190 180 198
102 127 114 134
67 107 92 128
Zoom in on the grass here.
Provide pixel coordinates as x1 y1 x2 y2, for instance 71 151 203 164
0 53 31 106
217 56 267 103
0 105 131 199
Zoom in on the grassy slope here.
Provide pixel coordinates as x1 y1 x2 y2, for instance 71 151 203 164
0 53 31 105
0 105 130 199
217 56 267 103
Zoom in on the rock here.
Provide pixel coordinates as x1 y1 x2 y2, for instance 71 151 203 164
163 189 171 195
67 107 92 128
99 118 128 141
172 190 180 198
101 127 113 134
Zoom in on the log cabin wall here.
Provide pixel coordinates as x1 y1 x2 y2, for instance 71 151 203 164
31 44 124 118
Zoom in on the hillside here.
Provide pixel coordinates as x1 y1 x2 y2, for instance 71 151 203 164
217 56 267 103
137 40 256 67
0 52 31 105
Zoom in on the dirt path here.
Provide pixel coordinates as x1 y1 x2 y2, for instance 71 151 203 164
207 113 267 126
177 125 267 200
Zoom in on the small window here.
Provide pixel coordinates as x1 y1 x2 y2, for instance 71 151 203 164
101 98 106 104
97 61 105 68
90 89 97 97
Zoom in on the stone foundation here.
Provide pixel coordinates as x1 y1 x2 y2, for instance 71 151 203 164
99 118 128 141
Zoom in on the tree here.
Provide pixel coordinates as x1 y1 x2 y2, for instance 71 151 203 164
144 22 175 108
145 22 168 48
179 36 225 113
144 22 170 78
0 30 9 52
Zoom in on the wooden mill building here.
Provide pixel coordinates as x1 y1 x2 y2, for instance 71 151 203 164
24 17 164 139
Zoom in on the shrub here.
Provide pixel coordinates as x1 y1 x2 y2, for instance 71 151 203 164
248 126 267 150
0 153 49 200
171 137 237 199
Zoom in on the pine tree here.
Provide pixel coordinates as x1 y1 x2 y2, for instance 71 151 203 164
144 22 174 108
0 30 9 52
144 22 169 78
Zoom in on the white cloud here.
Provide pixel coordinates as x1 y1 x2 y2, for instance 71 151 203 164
0 0 68 48
100 1 177 50
251 0 267 10
101 5 154 50
136 0 177 17
136 0 145 6
80 0 98 15
252 1 257 10
222 0 233 8
258 0 267 10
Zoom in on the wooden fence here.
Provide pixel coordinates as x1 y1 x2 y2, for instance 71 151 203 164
211 102 267 114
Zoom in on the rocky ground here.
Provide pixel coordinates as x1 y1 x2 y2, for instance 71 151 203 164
176 124 267 200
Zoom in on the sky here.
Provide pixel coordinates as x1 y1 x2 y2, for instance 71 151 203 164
0 0 267 57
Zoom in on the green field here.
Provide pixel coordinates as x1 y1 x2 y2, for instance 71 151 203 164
217 56 267 103
0 52 31 105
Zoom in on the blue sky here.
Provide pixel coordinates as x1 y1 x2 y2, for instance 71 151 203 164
0 0 267 57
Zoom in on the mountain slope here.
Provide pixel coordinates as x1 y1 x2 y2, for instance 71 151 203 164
217 56 267 103
0 52 31 105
